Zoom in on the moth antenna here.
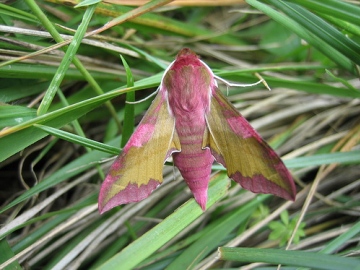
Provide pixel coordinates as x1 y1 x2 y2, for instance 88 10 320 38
214 75 264 89
125 88 159 104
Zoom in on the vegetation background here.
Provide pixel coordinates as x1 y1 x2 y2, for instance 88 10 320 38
0 0 359 269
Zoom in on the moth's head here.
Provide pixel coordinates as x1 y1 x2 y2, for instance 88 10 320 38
176 48 198 59
161 48 216 96
171 48 203 71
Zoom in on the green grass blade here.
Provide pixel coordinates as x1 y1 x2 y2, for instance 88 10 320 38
25 0 122 129
0 3 37 23
274 0 360 65
284 150 360 168
120 55 135 148
0 138 115 214
34 124 120 155
218 247 360 269
291 0 360 26
321 221 360 255
166 195 267 269
37 4 97 115
0 239 21 270
0 74 161 162
96 174 230 270
246 0 355 72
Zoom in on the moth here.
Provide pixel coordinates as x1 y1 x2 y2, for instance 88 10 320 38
98 48 296 214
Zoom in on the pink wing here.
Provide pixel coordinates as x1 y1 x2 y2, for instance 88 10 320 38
98 92 181 214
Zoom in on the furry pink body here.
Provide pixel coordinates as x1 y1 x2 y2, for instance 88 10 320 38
165 52 215 209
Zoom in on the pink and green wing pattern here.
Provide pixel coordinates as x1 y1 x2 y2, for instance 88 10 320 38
205 88 296 200
98 92 180 214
